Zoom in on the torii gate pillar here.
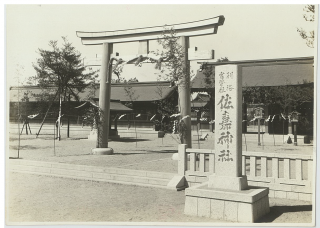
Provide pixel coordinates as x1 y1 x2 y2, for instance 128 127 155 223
92 43 114 155
178 36 192 148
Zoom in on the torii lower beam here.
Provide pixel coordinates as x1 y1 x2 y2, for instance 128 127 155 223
76 16 225 154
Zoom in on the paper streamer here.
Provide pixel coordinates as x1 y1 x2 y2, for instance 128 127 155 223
119 114 126 119
180 115 190 122
27 113 39 119
150 114 156 121
170 113 181 118
265 115 271 122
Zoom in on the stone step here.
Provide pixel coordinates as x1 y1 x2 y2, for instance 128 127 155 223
9 160 174 179
10 170 172 190
8 160 175 189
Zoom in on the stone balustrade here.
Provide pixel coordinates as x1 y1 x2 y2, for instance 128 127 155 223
178 144 313 201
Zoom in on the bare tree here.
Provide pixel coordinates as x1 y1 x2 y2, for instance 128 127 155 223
297 5 315 48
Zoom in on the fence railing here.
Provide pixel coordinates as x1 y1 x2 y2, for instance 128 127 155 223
242 151 313 185
178 144 313 198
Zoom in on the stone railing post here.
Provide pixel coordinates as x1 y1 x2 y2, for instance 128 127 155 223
178 144 187 176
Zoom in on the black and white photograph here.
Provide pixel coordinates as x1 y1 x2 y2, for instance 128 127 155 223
4 3 318 226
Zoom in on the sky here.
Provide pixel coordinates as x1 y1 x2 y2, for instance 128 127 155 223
5 4 317 86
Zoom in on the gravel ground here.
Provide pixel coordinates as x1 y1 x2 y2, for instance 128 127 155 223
7 172 313 224
8 125 180 173
8 124 313 176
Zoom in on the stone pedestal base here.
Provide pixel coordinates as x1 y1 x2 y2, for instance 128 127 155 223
184 183 269 222
92 148 114 155
208 175 248 191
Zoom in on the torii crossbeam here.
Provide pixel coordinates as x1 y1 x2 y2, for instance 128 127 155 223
76 16 225 155
77 16 224 45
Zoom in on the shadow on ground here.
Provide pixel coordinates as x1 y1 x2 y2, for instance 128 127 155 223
115 150 177 155
112 137 151 142
148 149 177 153
10 145 43 150
257 205 312 223
139 149 177 154
113 153 148 155
56 153 93 157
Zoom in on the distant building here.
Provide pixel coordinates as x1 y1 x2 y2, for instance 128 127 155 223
9 81 177 129
9 57 314 135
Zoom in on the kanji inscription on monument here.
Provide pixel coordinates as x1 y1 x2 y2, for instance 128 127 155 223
214 65 242 177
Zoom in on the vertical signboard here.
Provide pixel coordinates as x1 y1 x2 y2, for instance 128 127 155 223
215 65 242 177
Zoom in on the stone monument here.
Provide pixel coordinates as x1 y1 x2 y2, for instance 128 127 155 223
184 65 269 222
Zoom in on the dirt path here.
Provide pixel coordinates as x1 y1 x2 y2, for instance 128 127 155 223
7 172 312 224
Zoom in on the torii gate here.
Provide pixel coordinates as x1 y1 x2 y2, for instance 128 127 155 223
77 16 225 154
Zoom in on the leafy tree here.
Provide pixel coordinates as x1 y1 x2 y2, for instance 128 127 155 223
32 36 96 102
201 57 229 92
152 81 178 133
79 100 104 147
152 27 193 142
297 5 315 48
111 76 139 84
31 37 97 137
243 81 313 135
153 27 188 84
244 80 313 115
243 86 275 106
152 28 229 141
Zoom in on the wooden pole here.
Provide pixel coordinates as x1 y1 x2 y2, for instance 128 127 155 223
244 132 247 151
54 119 56 156
197 122 200 149
282 119 285 144
36 89 59 138
67 93 70 138
58 96 62 141
258 118 261 146
272 119 275 146
25 120 28 135
134 114 137 147
27 121 32 134
17 78 20 158
294 122 298 146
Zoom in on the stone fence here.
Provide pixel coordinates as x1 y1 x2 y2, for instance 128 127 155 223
178 144 313 201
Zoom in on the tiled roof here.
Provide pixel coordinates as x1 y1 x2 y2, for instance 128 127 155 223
9 81 176 103
101 81 175 102
75 100 132 112
109 100 133 112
